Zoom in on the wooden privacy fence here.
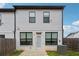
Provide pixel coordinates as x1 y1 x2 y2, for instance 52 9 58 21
0 38 16 56
63 38 79 51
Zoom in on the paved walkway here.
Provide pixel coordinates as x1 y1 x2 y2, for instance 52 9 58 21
20 50 48 56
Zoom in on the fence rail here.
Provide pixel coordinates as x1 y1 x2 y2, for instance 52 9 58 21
63 38 79 51
0 38 16 56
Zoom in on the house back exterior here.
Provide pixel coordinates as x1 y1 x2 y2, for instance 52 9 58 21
0 5 64 51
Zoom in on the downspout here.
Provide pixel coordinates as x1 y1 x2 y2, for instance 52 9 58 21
62 8 64 45
14 9 16 49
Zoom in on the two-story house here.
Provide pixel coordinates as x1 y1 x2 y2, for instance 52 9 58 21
0 4 64 51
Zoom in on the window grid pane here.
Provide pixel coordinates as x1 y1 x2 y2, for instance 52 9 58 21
29 12 35 17
29 17 35 23
27 32 32 38
52 33 58 38
20 33 26 39
44 12 50 17
45 32 51 38
43 17 49 23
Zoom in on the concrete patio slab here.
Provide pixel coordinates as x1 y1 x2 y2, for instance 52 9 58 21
20 50 48 56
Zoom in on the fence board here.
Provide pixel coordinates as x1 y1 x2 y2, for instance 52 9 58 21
0 38 16 56
63 38 79 51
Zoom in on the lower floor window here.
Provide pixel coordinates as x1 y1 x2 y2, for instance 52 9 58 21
45 32 58 45
0 35 5 38
20 32 32 45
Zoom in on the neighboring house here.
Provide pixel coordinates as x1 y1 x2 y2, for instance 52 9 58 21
0 4 64 51
66 31 79 38
0 9 14 38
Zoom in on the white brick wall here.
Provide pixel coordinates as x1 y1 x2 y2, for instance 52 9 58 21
16 9 63 51
0 12 14 38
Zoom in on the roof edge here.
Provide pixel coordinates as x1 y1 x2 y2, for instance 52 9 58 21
13 5 65 9
0 5 65 12
0 8 15 12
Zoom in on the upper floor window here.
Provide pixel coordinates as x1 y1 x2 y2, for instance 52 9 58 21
43 11 50 23
29 11 36 23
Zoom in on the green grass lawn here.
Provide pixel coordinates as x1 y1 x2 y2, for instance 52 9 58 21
47 51 79 56
9 50 23 56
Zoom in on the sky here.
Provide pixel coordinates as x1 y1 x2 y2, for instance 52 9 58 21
0 3 79 37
